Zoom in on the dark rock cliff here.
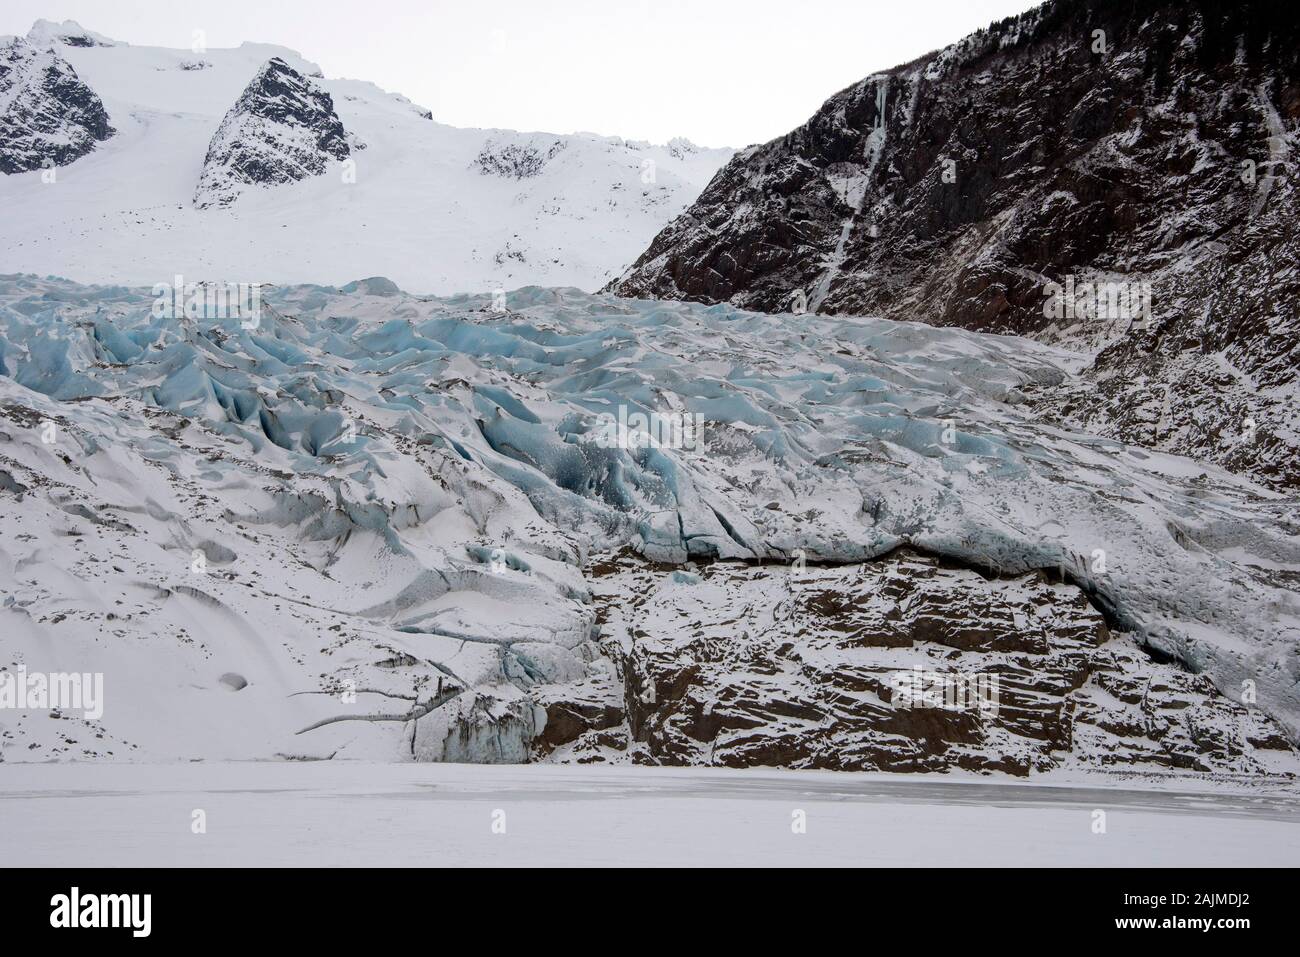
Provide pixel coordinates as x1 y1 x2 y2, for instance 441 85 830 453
0 36 114 175
194 57 355 208
612 0 1300 487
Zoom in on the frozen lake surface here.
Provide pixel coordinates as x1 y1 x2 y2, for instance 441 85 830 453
3 763 1298 866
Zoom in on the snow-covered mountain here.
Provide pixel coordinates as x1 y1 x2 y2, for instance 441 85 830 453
0 34 113 174
1 274 1297 774
612 0 1300 490
194 56 357 209
0 20 733 293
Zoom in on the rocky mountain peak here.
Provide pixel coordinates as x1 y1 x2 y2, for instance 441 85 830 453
0 35 114 175
194 56 356 208
665 136 700 160
25 19 123 50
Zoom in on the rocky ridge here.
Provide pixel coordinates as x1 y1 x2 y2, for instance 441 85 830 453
0 35 113 175
194 56 356 208
611 0 1300 488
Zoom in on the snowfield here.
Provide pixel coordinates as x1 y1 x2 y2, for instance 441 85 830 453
0 274 1297 773
0 21 732 294
2 762 1298 867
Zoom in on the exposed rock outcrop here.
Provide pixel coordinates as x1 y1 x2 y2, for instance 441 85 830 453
473 138 566 179
0 36 113 174
194 57 356 208
540 551 1297 776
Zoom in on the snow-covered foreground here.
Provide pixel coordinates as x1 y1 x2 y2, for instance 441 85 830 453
2 762 1297 867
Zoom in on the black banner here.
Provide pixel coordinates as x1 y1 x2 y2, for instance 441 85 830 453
0 868 1282 942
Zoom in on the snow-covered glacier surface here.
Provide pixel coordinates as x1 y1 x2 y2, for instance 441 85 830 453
0 274 1297 768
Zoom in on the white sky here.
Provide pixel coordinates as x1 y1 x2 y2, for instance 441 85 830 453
2 0 1036 146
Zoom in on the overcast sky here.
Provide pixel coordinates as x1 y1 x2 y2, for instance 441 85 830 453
3 0 1036 146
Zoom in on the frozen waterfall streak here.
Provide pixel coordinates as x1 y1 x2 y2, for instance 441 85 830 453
1251 82 1290 221
808 75 889 315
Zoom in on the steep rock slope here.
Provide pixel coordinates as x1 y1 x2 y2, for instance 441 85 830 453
0 21 731 293
612 0 1300 487
194 56 354 208
0 35 113 174
547 551 1294 775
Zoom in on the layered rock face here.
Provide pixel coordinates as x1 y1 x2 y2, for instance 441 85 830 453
0 36 113 174
194 57 355 208
612 0 1300 488
534 551 1296 776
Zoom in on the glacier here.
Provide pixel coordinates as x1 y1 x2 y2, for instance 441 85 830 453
0 273 1297 770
